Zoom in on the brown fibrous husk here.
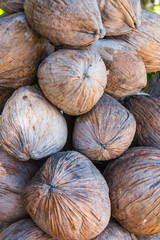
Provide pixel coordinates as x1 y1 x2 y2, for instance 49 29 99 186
22 151 111 240
38 48 108 115
73 93 136 161
123 94 160 149
104 146 160 236
90 39 147 98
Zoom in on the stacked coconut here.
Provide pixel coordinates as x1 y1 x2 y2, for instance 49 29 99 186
0 0 160 239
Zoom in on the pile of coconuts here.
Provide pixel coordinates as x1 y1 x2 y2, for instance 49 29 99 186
1 0 160 239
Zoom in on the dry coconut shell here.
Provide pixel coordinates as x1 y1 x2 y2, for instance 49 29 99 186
92 218 137 240
104 146 160 236
136 233 160 239
117 10 160 73
0 219 53 239
144 72 160 97
123 94 160 149
90 39 147 98
0 86 67 161
22 151 111 240
73 94 136 161
0 146 38 222
0 12 47 90
24 0 106 47
38 48 107 115
97 0 141 36
0 0 24 14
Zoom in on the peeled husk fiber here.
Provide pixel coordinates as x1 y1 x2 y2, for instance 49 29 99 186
0 219 53 240
97 0 141 36
38 48 107 115
0 12 47 90
123 94 160 149
22 151 111 240
117 10 160 73
24 0 106 47
0 146 38 222
0 86 67 161
0 0 24 14
90 39 147 98
104 146 160 236
73 94 136 161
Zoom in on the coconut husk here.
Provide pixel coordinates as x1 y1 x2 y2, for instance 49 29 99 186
123 94 160 149
0 219 53 239
38 48 108 115
117 10 160 73
144 72 160 97
97 0 141 36
0 0 24 14
90 39 147 98
73 94 136 161
0 12 47 90
136 233 160 239
93 218 137 239
0 146 38 222
0 86 68 161
0 88 14 113
24 0 106 47
104 146 160 236
22 151 111 239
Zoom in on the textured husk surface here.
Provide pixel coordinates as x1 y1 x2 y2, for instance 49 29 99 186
0 88 14 113
144 72 160 97
0 12 47 90
73 94 136 161
24 0 106 47
123 94 160 149
136 233 160 239
97 0 141 36
0 219 54 239
38 48 107 115
0 146 38 222
104 147 160 236
0 86 67 161
90 39 147 98
92 218 137 239
0 0 24 14
117 10 160 73
22 151 111 240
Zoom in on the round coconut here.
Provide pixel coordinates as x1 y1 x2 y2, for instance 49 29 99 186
0 86 67 161
0 219 53 239
92 218 137 240
0 12 47 90
22 151 111 240
0 0 24 14
73 94 136 161
118 10 160 73
104 146 160 236
38 48 107 115
24 0 106 47
97 0 141 36
123 94 160 149
90 39 147 98
0 146 38 222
